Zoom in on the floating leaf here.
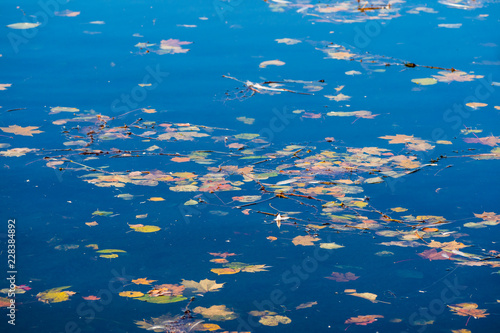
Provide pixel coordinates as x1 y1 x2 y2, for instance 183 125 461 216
147 284 185 297
319 242 344 249
275 38 301 45
129 224 161 233
96 249 126 253
345 315 383 325
0 297 11 308
0 148 38 157
55 10 80 17
0 125 43 136
132 278 157 285
100 254 118 259
232 195 261 203
37 286 75 304
236 116 255 125
137 295 187 303
7 22 41 29
82 295 100 301
448 303 488 319
148 197 165 201
259 315 291 326
259 60 285 68
193 305 236 321
345 289 386 303
171 157 190 162
411 78 437 85
326 272 359 282
292 235 320 246
211 268 241 275
92 210 113 216
241 265 270 273
181 279 225 293
119 291 144 298
296 301 317 310
49 106 80 114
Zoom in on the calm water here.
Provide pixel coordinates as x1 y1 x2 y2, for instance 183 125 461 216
1 0 500 332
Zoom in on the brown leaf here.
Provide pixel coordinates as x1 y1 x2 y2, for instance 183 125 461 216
345 315 383 325
296 301 317 310
292 235 320 246
326 272 359 282
147 284 184 297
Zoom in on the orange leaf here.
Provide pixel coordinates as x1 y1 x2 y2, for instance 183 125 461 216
132 278 157 285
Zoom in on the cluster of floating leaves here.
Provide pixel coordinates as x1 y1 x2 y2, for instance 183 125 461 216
2 1 500 331
266 0 405 23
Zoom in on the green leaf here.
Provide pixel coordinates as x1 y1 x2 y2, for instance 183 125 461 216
136 295 187 304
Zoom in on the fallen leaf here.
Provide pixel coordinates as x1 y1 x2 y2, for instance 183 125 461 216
210 258 228 264
345 315 383 325
171 157 190 162
418 249 453 260
241 264 270 273
7 22 41 29
193 305 237 321
148 197 165 201
326 272 359 282
464 136 500 147
275 38 301 45
199 323 221 331
259 315 291 326
236 116 255 125
158 39 192 54
466 102 488 109
0 148 38 157
0 125 43 136
211 268 241 275
49 106 79 114
0 297 12 307
345 289 385 303
209 252 236 258
147 284 185 297
181 279 225 293
129 224 161 233
296 301 317 310
259 60 285 68
438 23 462 28
100 254 118 259
411 78 437 85
132 278 157 285
325 93 351 101
320 242 344 249
92 210 113 216
82 295 100 301
448 303 488 319
37 286 74 303
55 10 80 17
137 295 187 303
292 235 320 246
